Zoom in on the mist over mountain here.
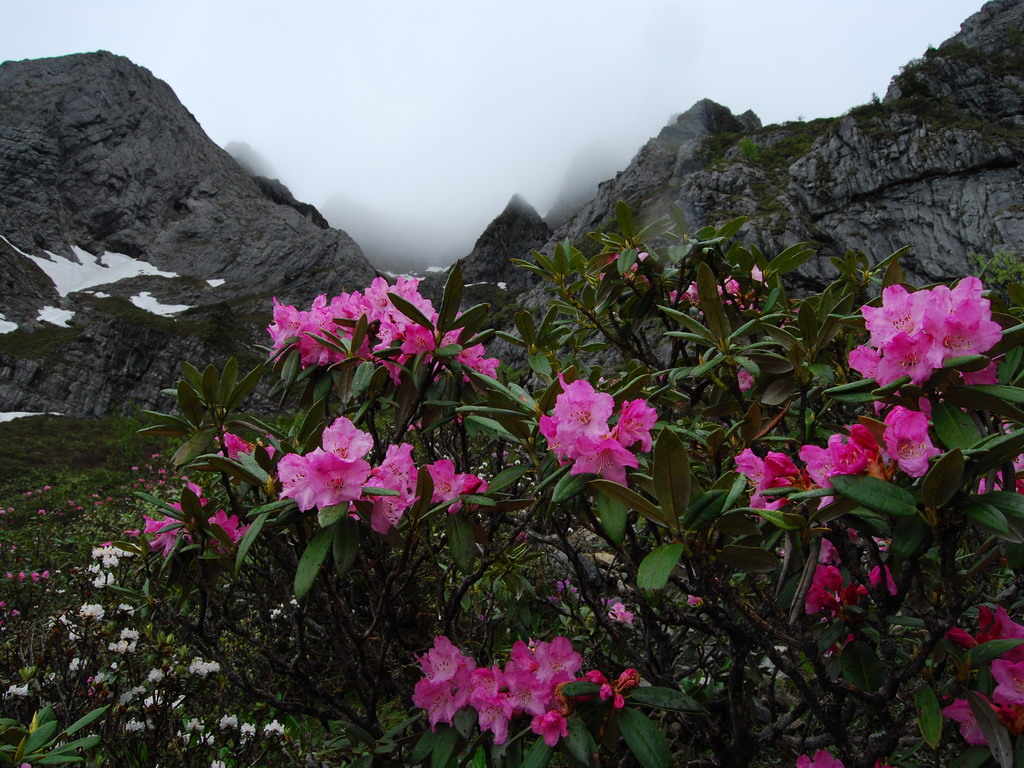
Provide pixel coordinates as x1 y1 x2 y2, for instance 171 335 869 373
1 0 1022 421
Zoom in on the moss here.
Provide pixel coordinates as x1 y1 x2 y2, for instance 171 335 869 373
0 324 83 361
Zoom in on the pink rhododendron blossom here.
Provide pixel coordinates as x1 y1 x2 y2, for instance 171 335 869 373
736 449 803 510
530 710 568 746
942 698 989 745
321 417 373 461
426 459 489 514
992 659 1024 706
143 515 184 557
796 750 845 768
607 601 634 625
946 605 1024 663
540 377 655 487
882 406 940 477
868 565 898 596
853 278 1002 388
208 509 249 549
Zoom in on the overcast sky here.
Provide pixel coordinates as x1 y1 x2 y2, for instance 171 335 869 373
6 0 986 264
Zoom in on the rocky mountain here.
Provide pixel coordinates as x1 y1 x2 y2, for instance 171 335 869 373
0 51 376 417
457 0 1024 296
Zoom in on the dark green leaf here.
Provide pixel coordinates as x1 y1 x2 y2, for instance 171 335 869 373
332 517 360 580
446 513 476 573
768 243 816 276
933 402 983 450
967 690 1013 768
966 639 1024 668
389 292 434 331
841 640 885 693
596 492 628 545
696 262 730 346
653 429 689 529
914 685 942 748
637 543 684 592
521 737 553 768
591 479 666 528
617 708 670 768
829 475 918 517
23 720 59 754
63 705 109 736
716 545 778 572
921 448 964 509
559 681 601 697
294 527 332 599
430 726 460 768
438 260 464 334
563 717 598 767
629 686 704 713
552 472 589 504
235 512 269 575
964 500 1010 535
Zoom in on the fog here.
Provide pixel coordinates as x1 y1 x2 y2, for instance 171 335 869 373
6 0 986 268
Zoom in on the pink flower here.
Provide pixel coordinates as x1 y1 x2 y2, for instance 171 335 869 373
570 434 639 486
796 750 845 768
530 710 568 746
607 601 635 625
882 406 940 477
208 509 249 547
992 659 1024 706
322 417 374 461
612 399 657 452
736 449 802 510
942 698 989 745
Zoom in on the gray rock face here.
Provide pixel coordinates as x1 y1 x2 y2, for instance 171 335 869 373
0 52 374 307
459 194 553 292
493 1 1024 298
0 51 377 417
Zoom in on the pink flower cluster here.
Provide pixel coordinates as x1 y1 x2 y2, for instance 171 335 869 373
277 417 487 533
143 482 249 557
943 606 1024 745
412 635 583 746
737 406 943 511
267 276 499 381
849 278 1002 387
539 375 657 486
796 751 844 768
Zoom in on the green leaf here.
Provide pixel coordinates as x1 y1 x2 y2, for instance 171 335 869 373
932 402 983 450
446 513 476 573
317 503 349 528
915 685 942 749
629 686 704 713
63 705 109 736
921 448 964 509
829 475 918 517
617 708 670 768
332 517 361 581
590 479 666 528
615 201 637 240
967 690 1013 768
653 429 689 528
430 725 460 768
552 472 589 504
966 639 1024 668
768 242 816 276
171 429 214 468
841 640 885 693
520 737 553 768
715 545 778 572
388 292 435 331
637 543 684 592
696 262 730 346
294 527 332 599
409 727 439 764
234 511 269 575
596 492 628 545
438 260 464 334
563 717 598 767
23 720 59 754
559 681 601 697
964 499 1010 536
889 514 931 562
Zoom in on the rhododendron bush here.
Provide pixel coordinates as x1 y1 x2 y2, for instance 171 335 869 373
124 202 1024 768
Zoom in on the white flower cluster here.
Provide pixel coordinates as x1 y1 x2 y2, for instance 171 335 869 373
187 658 221 677
263 719 285 737
5 683 29 698
219 714 238 730
78 603 104 620
91 544 134 568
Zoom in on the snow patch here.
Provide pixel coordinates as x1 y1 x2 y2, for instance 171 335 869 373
37 306 75 327
425 265 447 273
207 279 226 287
0 412 63 423
130 292 190 316
2 235 179 297
497 282 507 290
0 313 17 334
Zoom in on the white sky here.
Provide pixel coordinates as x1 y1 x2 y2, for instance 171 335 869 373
5 0 986 261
